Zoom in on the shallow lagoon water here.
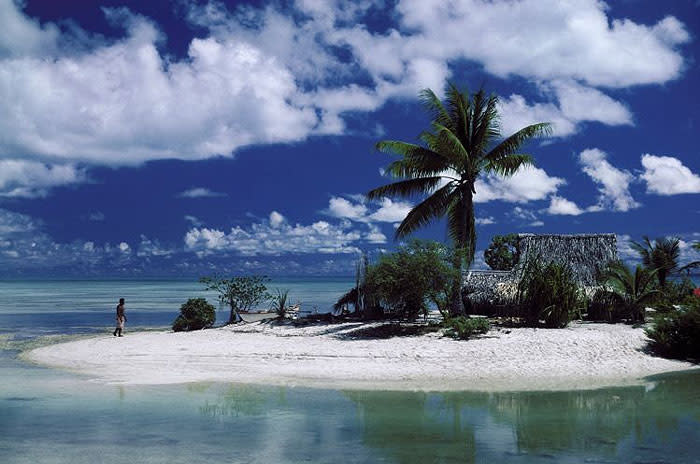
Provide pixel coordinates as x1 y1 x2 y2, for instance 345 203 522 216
1 280 699 463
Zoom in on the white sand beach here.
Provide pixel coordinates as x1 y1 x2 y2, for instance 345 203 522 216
24 321 698 392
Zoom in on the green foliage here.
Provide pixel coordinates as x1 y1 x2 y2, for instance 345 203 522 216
200 275 270 324
630 236 680 289
656 277 696 309
646 298 700 361
363 240 458 320
442 316 490 340
517 259 583 328
368 82 551 275
270 288 290 318
172 298 216 332
598 261 659 323
586 288 620 322
484 233 520 270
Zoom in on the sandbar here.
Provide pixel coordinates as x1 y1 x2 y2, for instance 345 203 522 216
24 321 698 392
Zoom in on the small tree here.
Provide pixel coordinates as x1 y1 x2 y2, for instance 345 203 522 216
172 298 216 332
484 234 520 270
200 275 270 324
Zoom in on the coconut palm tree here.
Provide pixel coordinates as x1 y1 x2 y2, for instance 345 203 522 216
367 83 551 314
630 236 680 289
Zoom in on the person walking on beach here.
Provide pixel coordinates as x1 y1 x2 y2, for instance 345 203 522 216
113 298 127 337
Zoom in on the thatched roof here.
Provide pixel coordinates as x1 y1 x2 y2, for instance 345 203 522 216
514 233 618 286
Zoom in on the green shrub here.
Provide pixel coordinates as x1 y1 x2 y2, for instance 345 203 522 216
172 298 216 332
656 277 696 309
517 259 583 328
270 288 291 318
443 316 490 340
347 240 457 320
645 299 700 361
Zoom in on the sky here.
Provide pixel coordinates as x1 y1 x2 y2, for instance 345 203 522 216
0 0 699 277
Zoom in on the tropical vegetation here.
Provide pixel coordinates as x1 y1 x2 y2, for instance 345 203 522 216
335 240 457 321
172 298 216 332
368 82 551 313
595 261 659 323
646 297 700 361
442 316 490 340
200 275 270 324
630 236 680 290
484 233 520 271
517 258 583 328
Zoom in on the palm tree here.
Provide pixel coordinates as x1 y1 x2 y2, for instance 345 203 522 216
602 261 659 322
367 83 551 314
630 236 680 289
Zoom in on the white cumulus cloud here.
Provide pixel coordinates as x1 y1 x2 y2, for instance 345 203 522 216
579 148 639 212
183 211 384 256
475 166 565 204
640 154 700 195
547 196 586 216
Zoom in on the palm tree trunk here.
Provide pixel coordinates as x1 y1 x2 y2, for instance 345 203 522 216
449 246 465 317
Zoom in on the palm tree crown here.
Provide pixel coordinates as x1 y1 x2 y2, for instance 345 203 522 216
367 83 551 266
630 236 680 289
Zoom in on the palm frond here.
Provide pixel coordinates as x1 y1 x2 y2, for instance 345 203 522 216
484 153 534 177
395 183 457 239
367 176 444 200
419 88 452 129
484 122 552 163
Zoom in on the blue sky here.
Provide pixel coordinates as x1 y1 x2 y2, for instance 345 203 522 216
0 0 699 277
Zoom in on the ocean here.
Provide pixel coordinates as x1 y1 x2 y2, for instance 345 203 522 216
1 278 699 463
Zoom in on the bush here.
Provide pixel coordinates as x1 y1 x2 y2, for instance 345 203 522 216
172 298 216 332
646 299 700 361
358 240 458 320
517 259 583 328
443 316 490 340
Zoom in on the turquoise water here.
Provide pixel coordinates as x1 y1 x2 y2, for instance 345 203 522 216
1 279 699 463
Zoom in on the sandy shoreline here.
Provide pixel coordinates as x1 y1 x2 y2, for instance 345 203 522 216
24 321 698 392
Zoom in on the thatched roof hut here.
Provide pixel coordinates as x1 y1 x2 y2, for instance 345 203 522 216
463 233 618 310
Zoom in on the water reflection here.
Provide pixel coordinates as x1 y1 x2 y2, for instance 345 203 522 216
339 371 700 463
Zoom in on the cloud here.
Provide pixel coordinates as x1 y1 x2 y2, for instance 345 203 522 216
475 217 496 225
184 215 203 226
0 0 687 176
547 196 585 216
0 207 135 271
326 196 368 221
640 154 700 195
177 187 227 198
475 165 565 203
0 159 86 197
499 81 633 137
579 148 639 212
184 210 382 256
325 196 413 224
392 0 689 88
0 208 39 235
88 211 105 222
136 235 174 257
